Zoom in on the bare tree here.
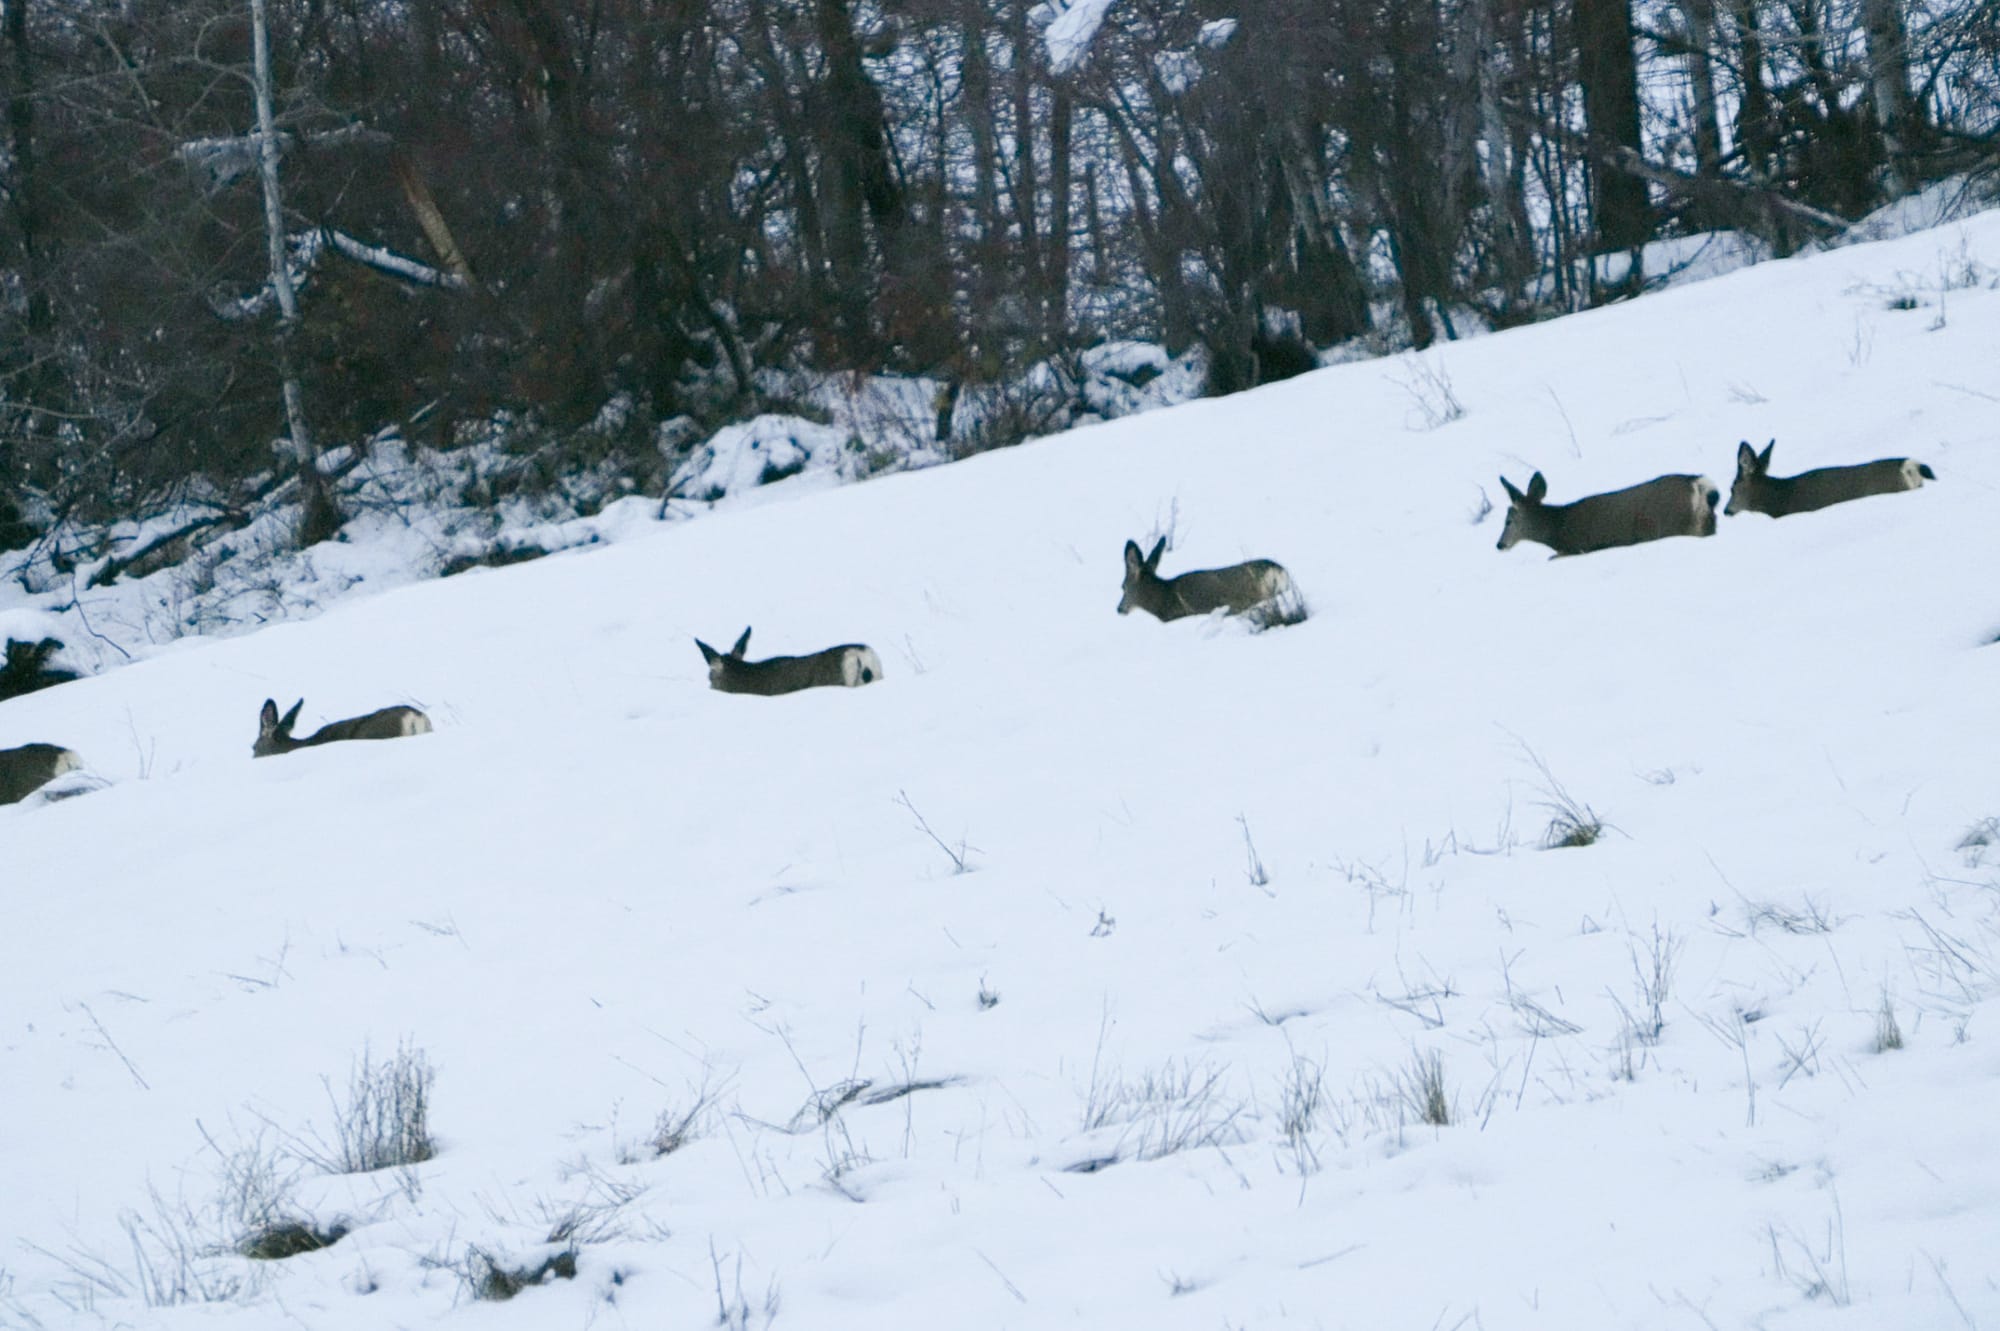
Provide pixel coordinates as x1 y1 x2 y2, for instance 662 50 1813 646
250 0 337 543
1470 0 1538 320
1574 0 1653 269
1678 0 1726 197
1 0 1996 554
1860 0 1918 197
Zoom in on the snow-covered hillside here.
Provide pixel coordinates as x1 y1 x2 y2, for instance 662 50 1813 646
5 211 2000 1331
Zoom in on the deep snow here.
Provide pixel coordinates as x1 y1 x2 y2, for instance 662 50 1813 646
4 210 2000 1330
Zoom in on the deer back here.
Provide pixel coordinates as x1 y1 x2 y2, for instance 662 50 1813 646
254 698 431 757
1119 538 1294 621
1500 472 1718 557
698 628 882 696
1726 441 1933 517
302 706 434 746
0 742 82 805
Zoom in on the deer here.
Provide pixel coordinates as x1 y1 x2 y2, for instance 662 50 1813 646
1724 439 1935 518
0 742 83 805
253 698 432 758
1117 536 1298 622
1496 471 1719 557
695 627 883 696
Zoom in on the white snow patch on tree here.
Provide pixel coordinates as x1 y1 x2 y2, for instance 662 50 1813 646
1198 18 1237 46
1043 0 1121 73
1153 49 1202 94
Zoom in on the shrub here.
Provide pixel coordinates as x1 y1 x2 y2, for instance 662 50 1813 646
313 1041 436 1174
1957 816 2000 868
1873 991 1903 1053
465 1246 578 1301
1514 742 1605 849
213 1130 348 1261
1397 1049 1452 1128
0 636 80 701
239 1220 348 1261
1078 1057 1247 1168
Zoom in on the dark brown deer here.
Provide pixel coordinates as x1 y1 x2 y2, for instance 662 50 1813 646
1497 471 1719 557
253 698 432 758
1117 537 1297 622
696 627 883 696
0 742 81 804
1724 440 1934 518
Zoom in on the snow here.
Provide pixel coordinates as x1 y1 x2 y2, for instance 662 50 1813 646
669 414 864 503
1152 49 1201 96
1197 18 1236 48
4 211 2000 1330
0 355 1185 679
1077 341 1206 420
1042 0 1121 74
322 229 466 291
0 607 68 649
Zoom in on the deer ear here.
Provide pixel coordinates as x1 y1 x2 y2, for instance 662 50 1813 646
1145 536 1166 570
1500 476 1523 504
1759 440 1775 467
731 627 752 658
259 699 279 730
1123 540 1145 575
696 638 720 666
1526 473 1548 503
281 700 304 731
1736 441 1758 472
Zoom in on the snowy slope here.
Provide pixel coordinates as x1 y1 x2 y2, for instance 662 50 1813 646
4 214 2000 1331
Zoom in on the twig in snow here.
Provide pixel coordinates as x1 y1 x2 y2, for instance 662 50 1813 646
76 1001 150 1090
974 1248 1027 1304
894 789 979 874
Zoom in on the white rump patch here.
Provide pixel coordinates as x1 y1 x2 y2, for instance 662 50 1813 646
842 647 884 687
1900 459 1927 489
401 713 433 736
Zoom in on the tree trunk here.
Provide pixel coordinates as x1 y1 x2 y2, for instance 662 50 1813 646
0 0 42 523
813 0 903 357
1277 122 1369 345
958 6 1003 249
1044 79 1072 342
1104 111 1196 353
1788 0 1880 215
1007 0 1042 299
392 152 476 286
815 0 904 237
1083 161 1110 288
1732 0 1776 181
742 0 831 313
1573 0 1652 261
250 0 337 543
5 0 48 338
1861 0 1917 196
1471 0 1534 314
1681 0 1725 206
